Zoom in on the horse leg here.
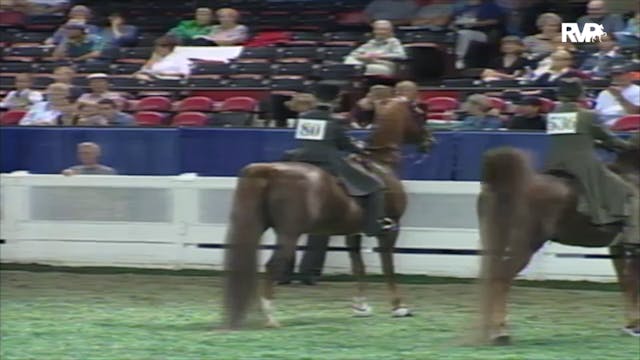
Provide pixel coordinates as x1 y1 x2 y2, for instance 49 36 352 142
377 226 410 317
262 233 299 328
347 234 372 317
612 243 640 335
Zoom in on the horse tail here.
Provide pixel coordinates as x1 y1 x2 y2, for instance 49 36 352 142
224 163 273 329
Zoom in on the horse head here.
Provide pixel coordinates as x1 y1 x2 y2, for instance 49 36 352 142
366 97 432 166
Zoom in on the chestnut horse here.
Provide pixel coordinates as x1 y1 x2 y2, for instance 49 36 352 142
477 138 640 344
223 98 430 329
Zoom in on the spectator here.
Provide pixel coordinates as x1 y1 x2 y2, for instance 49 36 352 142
192 8 248 46
62 142 116 175
595 66 640 126
77 73 126 107
134 36 192 80
75 102 107 126
456 94 502 130
350 85 394 128
52 65 83 100
507 96 546 130
51 23 104 63
411 0 453 30
22 0 69 15
19 83 75 126
579 34 626 79
451 0 504 69
344 20 407 76
167 7 213 44
530 49 582 87
45 5 99 45
577 0 624 36
615 11 640 48
97 99 135 126
0 73 44 110
482 35 529 81
364 0 419 25
100 12 138 59
523 13 563 60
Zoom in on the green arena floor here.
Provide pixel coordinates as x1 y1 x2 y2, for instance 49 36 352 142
1 267 638 360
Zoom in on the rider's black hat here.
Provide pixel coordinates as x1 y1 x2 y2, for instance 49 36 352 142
556 77 584 101
311 81 342 103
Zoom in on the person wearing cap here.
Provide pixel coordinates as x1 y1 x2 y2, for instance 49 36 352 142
77 73 126 107
579 34 626 79
52 23 104 62
167 7 214 44
544 78 638 248
456 94 503 130
507 96 546 130
482 36 530 81
285 81 397 237
595 66 640 126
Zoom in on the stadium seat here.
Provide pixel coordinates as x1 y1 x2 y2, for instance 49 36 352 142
2 46 51 61
212 112 254 127
11 32 49 45
271 63 314 76
134 111 166 126
318 47 352 63
117 47 153 64
0 62 33 73
323 32 366 46
0 11 26 27
186 78 227 88
313 64 363 80
33 76 54 87
229 62 271 76
425 97 459 112
110 63 141 75
287 32 323 46
270 77 309 92
237 47 276 62
0 109 27 125
177 97 214 112
610 115 640 132
172 112 208 126
110 77 145 88
192 62 231 76
227 77 267 88
275 47 318 63
135 96 173 111
76 63 112 74
220 97 259 112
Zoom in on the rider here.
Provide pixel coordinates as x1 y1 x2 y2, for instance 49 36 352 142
545 77 639 248
285 81 397 236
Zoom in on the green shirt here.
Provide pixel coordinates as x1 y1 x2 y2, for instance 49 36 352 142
168 20 212 41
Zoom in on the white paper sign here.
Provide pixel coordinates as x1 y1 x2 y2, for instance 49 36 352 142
547 112 578 135
295 118 327 141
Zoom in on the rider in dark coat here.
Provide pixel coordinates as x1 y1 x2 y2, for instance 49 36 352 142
285 81 396 236
544 77 639 246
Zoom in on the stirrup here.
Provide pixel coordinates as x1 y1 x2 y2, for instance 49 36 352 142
380 218 398 232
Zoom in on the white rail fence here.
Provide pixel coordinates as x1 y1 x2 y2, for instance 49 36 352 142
0 173 617 282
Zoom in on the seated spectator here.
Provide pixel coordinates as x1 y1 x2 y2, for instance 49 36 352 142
0 73 44 110
134 36 192 80
45 5 99 45
167 7 213 45
51 23 104 63
344 20 407 76
579 34 626 79
62 142 116 175
350 85 394 128
595 66 640 126
98 99 135 126
523 13 562 60
456 94 502 130
482 36 529 81
530 49 583 86
451 0 504 69
75 101 107 126
615 11 640 48
52 65 83 100
19 83 75 126
364 0 419 25
191 8 248 46
100 12 138 59
578 0 624 36
507 96 546 130
77 73 126 107
411 0 453 30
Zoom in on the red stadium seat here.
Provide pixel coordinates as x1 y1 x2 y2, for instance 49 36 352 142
487 97 508 112
0 109 27 125
220 97 258 112
426 112 454 120
135 96 172 111
134 111 166 126
176 96 214 112
172 112 208 126
537 97 556 113
425 97 459 112
610 115 640 132
0 11 26 27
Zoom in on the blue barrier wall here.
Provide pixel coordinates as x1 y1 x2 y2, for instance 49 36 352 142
1 128 619 180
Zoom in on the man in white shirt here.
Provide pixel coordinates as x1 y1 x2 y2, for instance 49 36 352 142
595 66 640 126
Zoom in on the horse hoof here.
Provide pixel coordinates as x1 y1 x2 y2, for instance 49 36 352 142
265 319 281 328
491 334 512 346
621 325 640 337
352 304 373 317
391 307 412 317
